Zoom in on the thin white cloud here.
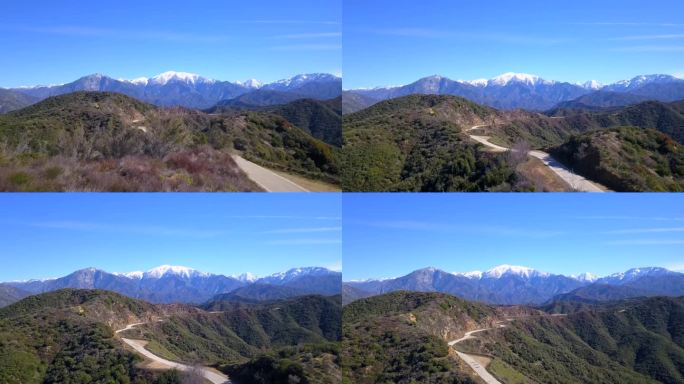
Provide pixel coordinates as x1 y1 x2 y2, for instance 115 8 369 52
605 227 684 235
574 215 684 221
604 239 684 245
611 45 684 52
324 260 342 272
570 22 684 27
238 20 340 25
266 238 342 245
6 25 231 43
675 72 684 79
667 262 684 272
226 215 341 220
264 226 342 234
362 220 564 238
608 34 684 41
29 221 226 238
275 32 341 39
270 44 341 51
366 28 569 45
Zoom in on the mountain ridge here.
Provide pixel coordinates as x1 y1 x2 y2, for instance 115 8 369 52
345 72 684 112
9 72 342 110
3 265 341 305
344 265 684 305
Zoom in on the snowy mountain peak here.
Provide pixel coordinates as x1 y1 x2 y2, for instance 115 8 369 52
272 73 338 87
467 78 488 87
453 270 483 279
581 80 602 90
127 77 149 86
484 264 549 278
150 71 211 85
113 271 144 279
233 272 258 282
572 272 598 282
489 72 551 86
144 265 210 279
236 79 263 88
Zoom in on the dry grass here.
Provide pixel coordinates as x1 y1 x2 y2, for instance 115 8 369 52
516 157 572 192
0 146 263 191
272 169 341 192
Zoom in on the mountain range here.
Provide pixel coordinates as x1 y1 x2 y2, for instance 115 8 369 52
343 265 684 305
0 265 341 305
2 71 341 110
344 73 684 112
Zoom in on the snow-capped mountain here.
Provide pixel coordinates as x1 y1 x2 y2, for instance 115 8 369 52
346 72 684 112
602 74 682 92
3 265 340 305
344 265 684 305
485 72 554 87
580 80 602 90
233 272 258 283
147 71 214 86
11 71 341 109
572 272 598 282
596 267 675 285
143 264 211 279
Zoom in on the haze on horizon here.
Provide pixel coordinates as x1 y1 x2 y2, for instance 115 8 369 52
343 194 684 281
0 194 342 281
0 0 341 88
344 0 684 89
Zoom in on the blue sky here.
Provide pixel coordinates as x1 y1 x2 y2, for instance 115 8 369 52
343 194 684 281
344 0 684 89
0 0 341 88
0 194 341 281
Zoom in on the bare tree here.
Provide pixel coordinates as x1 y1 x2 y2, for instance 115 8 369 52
507 139 531 167
181 365 206 384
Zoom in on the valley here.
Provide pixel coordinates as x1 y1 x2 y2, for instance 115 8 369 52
0 265 343 383
0 72 342 192
342 89 684 191
342 289 684 383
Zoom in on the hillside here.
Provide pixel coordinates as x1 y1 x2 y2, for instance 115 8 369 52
0 88 38 113
550 126 684 191
0 289 169 384
468 296 684 383
212 89 306 109
0 289 342 383
265 97 342 147
550 91 651 111
341 94 537 191
0 91 339 191
125 294 341 364
342 291 499 384
341 91 378 114
0 284 30 307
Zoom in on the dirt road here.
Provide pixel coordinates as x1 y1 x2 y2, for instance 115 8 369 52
116 321 230 384
465 125 607 192
232 155 309 192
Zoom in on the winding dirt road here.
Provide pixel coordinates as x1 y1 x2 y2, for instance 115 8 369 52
465 125 607 192
448 326 504 384
116 321 231 384
232 155 309 192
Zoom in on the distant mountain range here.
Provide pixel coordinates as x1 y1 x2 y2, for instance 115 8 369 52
2 71 341 110
344 73 684 112
344 265 684 305
0 265 341 305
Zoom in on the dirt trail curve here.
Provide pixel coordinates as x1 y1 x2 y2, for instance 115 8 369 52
448 325 505 384
116 321 231 384
465 125 607 192
232 155 309 192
